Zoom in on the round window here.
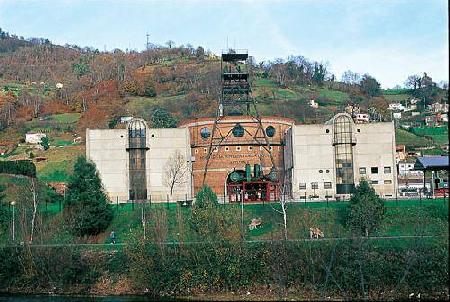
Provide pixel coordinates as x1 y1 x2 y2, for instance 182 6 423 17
200 127 210 139
266 126 276 137
232 123 244 137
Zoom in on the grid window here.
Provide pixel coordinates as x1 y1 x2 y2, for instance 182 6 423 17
384 180 392 184
311 182 319 189
324 182 332 189
359 167 366 174
299 183 306 190
371 167 378 174
384 166 391 173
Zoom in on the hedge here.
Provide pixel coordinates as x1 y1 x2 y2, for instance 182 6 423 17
0 160 36 177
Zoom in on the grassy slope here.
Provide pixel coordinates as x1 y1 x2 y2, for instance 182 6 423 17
395 128 432 147
4 198 442 245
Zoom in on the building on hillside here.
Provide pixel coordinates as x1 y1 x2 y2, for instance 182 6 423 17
395 145 406 163
388 103 405 111
355 113 369 123
25 132 46 144
86 113 398 203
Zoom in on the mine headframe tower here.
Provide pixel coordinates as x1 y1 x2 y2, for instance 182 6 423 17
202 49 278 187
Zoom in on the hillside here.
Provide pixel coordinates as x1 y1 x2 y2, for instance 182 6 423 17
0 30 448 185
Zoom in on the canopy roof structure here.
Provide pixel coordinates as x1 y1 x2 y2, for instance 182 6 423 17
414 156 449 171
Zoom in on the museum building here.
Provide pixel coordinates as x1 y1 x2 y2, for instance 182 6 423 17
86 112 397 203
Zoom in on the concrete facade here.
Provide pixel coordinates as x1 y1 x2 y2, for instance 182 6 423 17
86 126 192 203
284 114 397 200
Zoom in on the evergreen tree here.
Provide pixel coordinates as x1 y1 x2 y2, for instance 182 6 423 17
151 108 178 128
64 156 113 236
0 185 9 234
348 179 385 237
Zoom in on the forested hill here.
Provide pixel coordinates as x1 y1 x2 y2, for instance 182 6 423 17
0 28 448 134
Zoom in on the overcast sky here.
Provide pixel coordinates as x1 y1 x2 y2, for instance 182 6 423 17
0 0 448 88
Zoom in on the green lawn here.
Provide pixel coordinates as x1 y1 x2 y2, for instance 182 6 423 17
411 126 449 145
29 198 448 245
49 113 81 124
318 87 349 105
396 128 432 147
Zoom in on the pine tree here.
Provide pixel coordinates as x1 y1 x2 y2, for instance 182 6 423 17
348 179 385 237
64 156 113 236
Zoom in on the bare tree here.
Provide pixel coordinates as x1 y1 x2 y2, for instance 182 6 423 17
163 150 188 196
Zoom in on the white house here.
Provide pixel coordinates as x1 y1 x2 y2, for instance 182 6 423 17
393 112 402 119
119 116 134 124
355 113 369 123
388 103 405 111
25 133 46 144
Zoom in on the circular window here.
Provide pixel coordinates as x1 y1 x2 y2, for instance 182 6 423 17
266 126 276 137
232 123 244 137
200 127 210 139
319 170 323 173
326 129 330 133
326 169 330 173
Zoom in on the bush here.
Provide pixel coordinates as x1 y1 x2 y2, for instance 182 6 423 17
0 160 36 177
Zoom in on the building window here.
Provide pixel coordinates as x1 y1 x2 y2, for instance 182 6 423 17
203 147 208 154
324 182 332 189
299 183 306 190
371 167 378 174
326 169 330 173
248 146 253 151
359 167 366 174
200 127 210 139
225 146 229 152
384 166 391 173
311 182 318 189
236 146 241 151
371 180 378 184
266 126 276 137
195 149 199 154
357 129 361 133
326 129 330 133
213 147 219 153
319 169 323 173
384 180 392 184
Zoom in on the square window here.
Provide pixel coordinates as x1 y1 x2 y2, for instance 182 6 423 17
299 183 306 190
384 180 392 184
371 167 378 174
359 167 366 174
236 146 241 151
384 167 391 173
324 182 332 189
311 182 318 189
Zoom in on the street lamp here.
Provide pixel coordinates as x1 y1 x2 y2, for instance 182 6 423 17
10 201 16 242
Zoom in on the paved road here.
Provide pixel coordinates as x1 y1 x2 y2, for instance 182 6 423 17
0 234 446 249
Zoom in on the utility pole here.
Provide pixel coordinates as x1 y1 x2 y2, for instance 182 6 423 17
146 32 150 50
11 201 16 242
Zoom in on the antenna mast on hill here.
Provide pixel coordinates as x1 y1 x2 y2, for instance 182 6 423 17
146 32 150 50
201 49 278 185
